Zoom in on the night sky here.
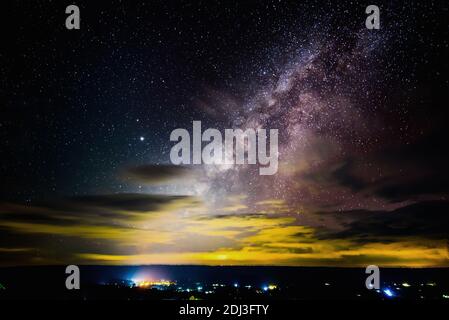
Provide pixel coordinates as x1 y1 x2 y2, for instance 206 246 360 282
1 0 448 267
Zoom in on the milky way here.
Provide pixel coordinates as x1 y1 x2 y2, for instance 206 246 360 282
163 27 399 215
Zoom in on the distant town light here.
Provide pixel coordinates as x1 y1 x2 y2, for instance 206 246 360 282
402 282 411 287
132 279 175 288
383 289 394 297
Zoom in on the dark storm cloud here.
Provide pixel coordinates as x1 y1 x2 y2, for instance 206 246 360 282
266 246 315 254
375 177 449 202
70 193 194 212
329 159 368 192
123 165 192 184
316 200 449 243
0 193 199 226
298 155 373 195
301 126 449 206
196 213 267 220
372 129 449 202
0 212 75 225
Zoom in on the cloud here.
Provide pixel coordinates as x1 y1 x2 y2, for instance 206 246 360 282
330 160 368 192
315 200 449 243
0 193 199 221
122 165 192 184
0 193 203 266
1 193 448 267
368 130 449 202
287 125 449 213
70 193 196 212
374 177 449 202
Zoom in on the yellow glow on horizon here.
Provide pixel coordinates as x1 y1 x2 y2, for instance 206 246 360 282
1 201 448 268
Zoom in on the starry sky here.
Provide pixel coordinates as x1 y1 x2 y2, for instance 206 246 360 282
1 0 448 267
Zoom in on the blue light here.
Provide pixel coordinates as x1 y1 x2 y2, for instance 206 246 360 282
383 289 394 297
262 286 269 292
233 283 239 288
